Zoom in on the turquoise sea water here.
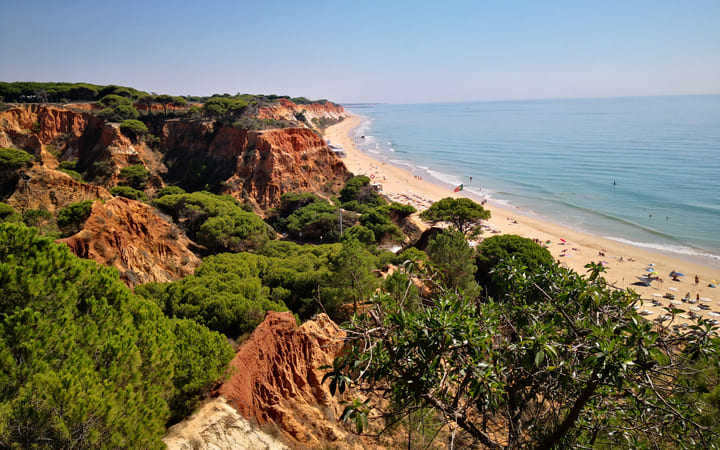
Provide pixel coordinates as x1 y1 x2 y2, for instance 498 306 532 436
345 96 720 268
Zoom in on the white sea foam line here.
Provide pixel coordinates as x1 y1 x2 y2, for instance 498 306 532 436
606 236 720 261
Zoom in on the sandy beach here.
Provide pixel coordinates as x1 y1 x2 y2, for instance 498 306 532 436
325 114 720 327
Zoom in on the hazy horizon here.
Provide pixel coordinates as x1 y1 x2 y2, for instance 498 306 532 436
1 1 719 104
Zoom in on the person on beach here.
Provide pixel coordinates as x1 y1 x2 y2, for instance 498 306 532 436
695 275 700 285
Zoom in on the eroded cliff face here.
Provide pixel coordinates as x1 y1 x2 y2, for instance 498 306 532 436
218 311 363 449
160 122 351 211
7 166 113 214
0 104 162 190
258 98 349 124
57 197 201 287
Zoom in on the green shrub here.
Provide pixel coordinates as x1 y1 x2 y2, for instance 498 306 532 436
22 209 53 228
156 186 186 198
0 223 233 446
58 168 84 182
153 192 271 253
339 175 385 209
97 94 133 108
57 200 94 234
120 119 149 140
99 104 139 121
0 202 21 223
359 208 403 243
110 185 148 202
475 234 554 298
119 164 149 189
0 147 33 171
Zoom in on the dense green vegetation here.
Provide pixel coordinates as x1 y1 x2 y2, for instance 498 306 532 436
325 255 720 448
56 200 94 235
118 164 150 190
475 234 554 297
0 223 233 448
419 196 491 235
0 147 33 171
153 191 272 253
110 185 149 202
136 238 381 332
119 119 149 140
0 82 148 103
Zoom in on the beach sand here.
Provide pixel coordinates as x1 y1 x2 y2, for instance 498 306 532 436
325 115 720 327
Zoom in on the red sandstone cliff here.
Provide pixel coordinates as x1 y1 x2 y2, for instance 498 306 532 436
258 99 349 126
160 122 351 211
58 197 201 287
7 166 113 214
219 311 364 449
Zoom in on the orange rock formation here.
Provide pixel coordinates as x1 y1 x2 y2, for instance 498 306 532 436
258 98 349 124
58 197 201 287
219 311 363 449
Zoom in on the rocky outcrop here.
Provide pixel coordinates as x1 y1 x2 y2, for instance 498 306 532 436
163 397 288 450
219 311 363 449
258 99 348 124
160 122 351 211
0 105 160 186
57 197 201 287
7 166 113 214
227 128 350 210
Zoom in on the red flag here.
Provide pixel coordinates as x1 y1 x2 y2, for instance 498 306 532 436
454 184 463 192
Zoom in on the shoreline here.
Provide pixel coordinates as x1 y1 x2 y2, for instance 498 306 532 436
324 114 720 325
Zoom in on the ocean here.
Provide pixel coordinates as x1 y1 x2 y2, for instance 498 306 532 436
345 95 720 268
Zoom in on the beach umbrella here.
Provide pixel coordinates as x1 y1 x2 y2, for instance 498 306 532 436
675 272 685 276
646 268 654 272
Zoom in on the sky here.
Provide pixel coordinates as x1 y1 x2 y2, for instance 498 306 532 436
1 0 719 104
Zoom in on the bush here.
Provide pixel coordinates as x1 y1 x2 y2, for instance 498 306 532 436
339 175 385 208
110 185 149 202
57 200 94 234
359 208 404 243
58 168 83 182
120 119 149 140
97 94 133 108
153 192 271 253
0 147 33 171
0 223 233 446
99 104 139 122
0 202 21 223
475 234 554 298
427 229 479 296
119 164 149 190
156 186 186 198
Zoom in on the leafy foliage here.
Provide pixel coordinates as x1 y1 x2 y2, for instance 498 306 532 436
0 223 233 447
119 119 149 140
56 200 94 235
427 229 479 296
419 197 490 235
156 185 186 198
0 202 21 223
97 94 133 108
269 192 354 244
475 234 554 298
203 97 249 119
118 164 150 190
326 258 720 448
153 192 271 253
99 104 139 121
110 185 149 202
339 175 385 209
0 147 33 171
0 82 147 103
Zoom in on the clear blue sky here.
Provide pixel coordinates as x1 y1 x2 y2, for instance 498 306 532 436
1 0 719 104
